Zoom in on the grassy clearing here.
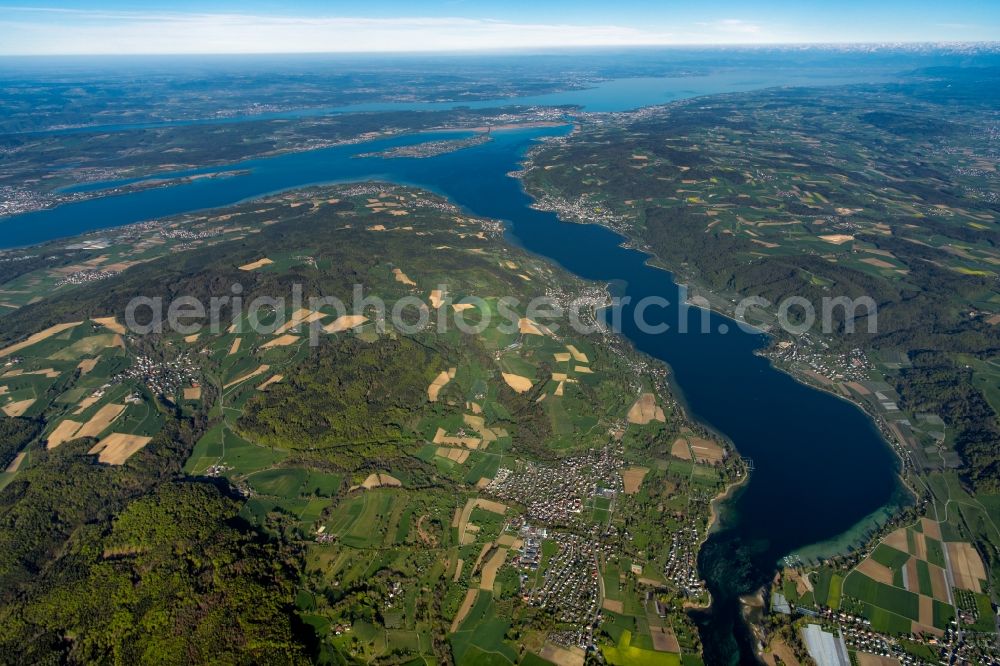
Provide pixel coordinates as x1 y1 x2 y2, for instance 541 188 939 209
249 467 309 498
185 423 287 476
327 490 402 549
299 498 329 524
115 401 164 438
48 333 118 361
184 423 225 474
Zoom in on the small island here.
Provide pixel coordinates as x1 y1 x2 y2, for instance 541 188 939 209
356 131 493 159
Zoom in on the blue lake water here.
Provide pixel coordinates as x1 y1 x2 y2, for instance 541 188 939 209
329 69 894 114
26 68 893 136
0 126 908 664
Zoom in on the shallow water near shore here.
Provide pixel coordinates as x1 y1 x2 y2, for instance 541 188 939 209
0 123 908 666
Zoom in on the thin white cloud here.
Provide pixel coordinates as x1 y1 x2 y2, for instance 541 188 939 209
0 7 786 54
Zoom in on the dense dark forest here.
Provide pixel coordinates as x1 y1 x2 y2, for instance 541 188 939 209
0 418 313 663
237 335 439 457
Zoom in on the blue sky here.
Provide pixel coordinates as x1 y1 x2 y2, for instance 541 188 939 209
1 1 998 54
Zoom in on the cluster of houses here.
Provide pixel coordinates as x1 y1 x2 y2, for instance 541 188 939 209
837 617 897 662
314 525 335 544
485 445 624 527
0 185 59 217
479 217 504 239
0 253 36 267
204 463 232 478
337 183 459 216
767 340 872 385
539 284 609 332
527 191 631 236
939 615 1000 666
489 445 628 647
548 627 595 652
159 226 222 242
55 266 123 288
522 531 601 633
663 522 706 598
115 351 199 400
805 606 1000 665
383 580 403 610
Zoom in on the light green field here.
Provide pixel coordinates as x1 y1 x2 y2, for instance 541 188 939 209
844 571 919 621
449 592 517 665
326 489 402 549
248 467 309 497
602 630 681 666
185 423 287 475
48 333 118 361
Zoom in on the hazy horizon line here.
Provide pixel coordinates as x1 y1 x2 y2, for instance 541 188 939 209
2 40 999 59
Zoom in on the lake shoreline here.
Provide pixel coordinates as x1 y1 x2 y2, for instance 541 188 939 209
513 150 907 558
0 121 907 666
